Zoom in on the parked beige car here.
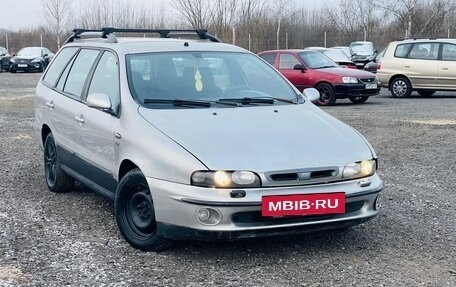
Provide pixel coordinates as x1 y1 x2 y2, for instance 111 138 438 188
377 38 456 97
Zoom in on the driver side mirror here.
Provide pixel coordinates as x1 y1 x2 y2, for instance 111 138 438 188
86 93 112 110
293 64 306 72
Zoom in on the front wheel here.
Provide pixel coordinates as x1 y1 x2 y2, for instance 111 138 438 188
315 83 336 106
43 133 74 193
390 77 412 98
349 96 369 104
115 169 173 251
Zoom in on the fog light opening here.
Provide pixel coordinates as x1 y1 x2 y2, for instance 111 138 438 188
374 195 380 210
196 207 222 225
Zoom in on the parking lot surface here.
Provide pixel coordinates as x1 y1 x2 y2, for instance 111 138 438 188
0 72 455 286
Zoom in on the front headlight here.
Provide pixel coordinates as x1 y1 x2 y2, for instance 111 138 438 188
10 58 16 63
342 159 376 179
31 58 41 63
342 76 358 84
191 170 261 188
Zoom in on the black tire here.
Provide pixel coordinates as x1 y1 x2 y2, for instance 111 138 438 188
417 90 435 97
43 133 74 193
390 77 412 98
349 96 369 104
315 83 336 106
115 169 173 251
38 62 44 73
10 69 16 73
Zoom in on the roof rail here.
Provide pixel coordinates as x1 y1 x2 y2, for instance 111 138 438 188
64 27 221 44
396 37 440 41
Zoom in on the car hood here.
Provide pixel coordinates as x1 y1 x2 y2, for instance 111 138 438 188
138 104 374 172
319 67 375 78
14 55 40 61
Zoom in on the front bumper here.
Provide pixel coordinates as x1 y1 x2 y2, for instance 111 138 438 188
10 62 41 72
148 174 383 241
334 83 381 98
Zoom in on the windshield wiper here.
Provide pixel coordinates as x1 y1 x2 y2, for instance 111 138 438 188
218 97 296 105
315 65 336 69
143 98 211 107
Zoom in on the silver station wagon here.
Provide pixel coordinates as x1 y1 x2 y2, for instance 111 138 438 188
34 28 383 251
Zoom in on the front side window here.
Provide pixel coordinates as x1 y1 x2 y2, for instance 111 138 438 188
279 54 301 69
126 52 298 108
43 47 78 86
62 49 100 99
442 43 456 61
87 51 120 113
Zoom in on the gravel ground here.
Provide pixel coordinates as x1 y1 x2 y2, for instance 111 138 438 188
0 71 455 286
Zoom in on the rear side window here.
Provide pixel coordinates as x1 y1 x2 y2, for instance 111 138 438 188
408 43 439 60
394 44 412 58
43 47 78 86
259 53 277 66
62 49 100 99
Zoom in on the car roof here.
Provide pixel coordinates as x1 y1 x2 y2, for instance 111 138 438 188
393 38 456 44
259 49 318 54
63 37 248 55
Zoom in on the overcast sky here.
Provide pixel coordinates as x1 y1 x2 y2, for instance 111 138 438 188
0 0 335 31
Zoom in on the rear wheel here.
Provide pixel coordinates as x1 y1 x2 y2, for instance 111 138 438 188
115 169 173 251
349 96 369 104
315 83 336 106
10 69 16 73
390 77 412 98
417 90 435 97
43 133 74 193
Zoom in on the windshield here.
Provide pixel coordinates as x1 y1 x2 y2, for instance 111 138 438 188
349 42 374 53
298 51 338 69
126 52 298 108
17 47 42 57
323 49 350 61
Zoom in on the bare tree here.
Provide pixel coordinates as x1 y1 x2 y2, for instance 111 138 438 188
42 0 72 50
172 0 211 28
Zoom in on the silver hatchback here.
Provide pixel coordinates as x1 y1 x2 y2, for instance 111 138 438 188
34 28 383 251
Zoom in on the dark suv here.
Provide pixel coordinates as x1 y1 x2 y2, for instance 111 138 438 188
349 41 378 69
0 47 11 71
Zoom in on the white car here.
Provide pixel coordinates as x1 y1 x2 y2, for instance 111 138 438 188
34 28 383 251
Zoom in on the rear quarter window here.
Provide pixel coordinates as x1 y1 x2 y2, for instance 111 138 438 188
43 47 79 86
394 44 412 58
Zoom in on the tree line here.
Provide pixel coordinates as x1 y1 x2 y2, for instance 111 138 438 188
0 0 455 54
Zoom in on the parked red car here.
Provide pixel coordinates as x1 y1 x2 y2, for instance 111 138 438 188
258 49 380 105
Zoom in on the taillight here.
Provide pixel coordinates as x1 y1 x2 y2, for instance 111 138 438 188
377 62 381 70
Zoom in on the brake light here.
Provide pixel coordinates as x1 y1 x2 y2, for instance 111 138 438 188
377 62 381 70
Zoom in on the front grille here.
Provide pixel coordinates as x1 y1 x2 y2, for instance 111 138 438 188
359 77 376 84
265 168 339 184
232 201 365 226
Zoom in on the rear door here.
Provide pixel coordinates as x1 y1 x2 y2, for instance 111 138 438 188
402 42 439 89
437 43 456 89
277 53 309 91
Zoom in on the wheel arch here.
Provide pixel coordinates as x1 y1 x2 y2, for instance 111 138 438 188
314 80 335 89
118 159 141 181
41 124 52 144
388 74 412 91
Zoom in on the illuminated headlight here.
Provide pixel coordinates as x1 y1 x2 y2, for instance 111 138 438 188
342 159 377 179
191 170 261 188
342 77 358 84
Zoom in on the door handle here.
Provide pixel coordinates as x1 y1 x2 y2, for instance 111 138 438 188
74 115 85 123
442 67 449 70
404 65 410 68
45 100 54 108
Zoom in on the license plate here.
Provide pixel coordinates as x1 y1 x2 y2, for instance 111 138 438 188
366 83 377 89
18 64 27 68
262 193 345 217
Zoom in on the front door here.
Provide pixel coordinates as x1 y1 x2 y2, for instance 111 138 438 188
277 53 309 91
